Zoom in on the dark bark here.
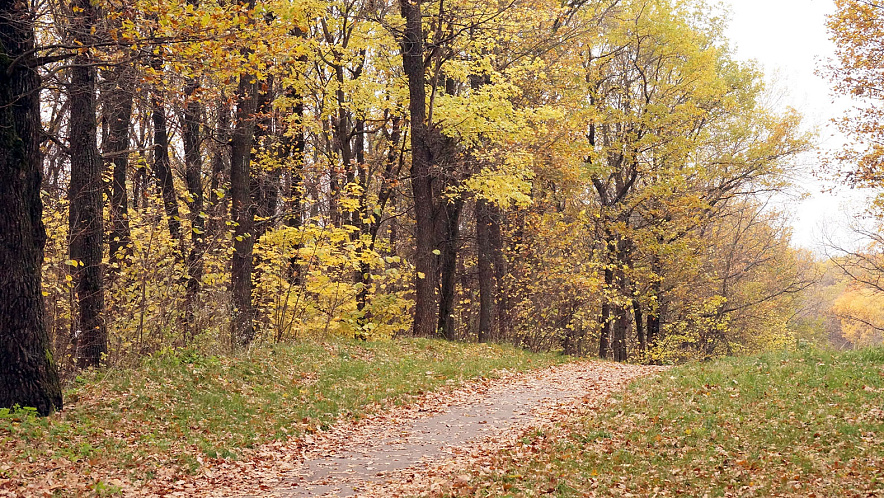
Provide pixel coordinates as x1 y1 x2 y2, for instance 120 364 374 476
487 203 509 339
282 86 305 286
104 63 135 268
208 99 230 236
182 75 204 340
476 199 494 342
252 78 278 239
329 157 340 226
437 197 464 341
612 296 629 362
634 298 646 352
68 0 106 369
285 94 306 229
400 0 439 337
285 26 308 233
150 54 182 246
230 37 260 347
133 158 148 211
598 267 612 359
611 242 631 362
646 256 662 362
0 1 63 415
647 313 660 350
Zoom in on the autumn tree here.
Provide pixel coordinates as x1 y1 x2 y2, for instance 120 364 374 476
0 0 64 415
826 0 884 195
68 0 108 368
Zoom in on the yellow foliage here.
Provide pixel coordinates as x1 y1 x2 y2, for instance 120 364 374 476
833 287 884 347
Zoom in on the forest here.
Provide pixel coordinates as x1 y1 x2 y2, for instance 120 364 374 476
2 0 884 419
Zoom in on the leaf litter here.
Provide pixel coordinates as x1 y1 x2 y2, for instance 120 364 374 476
259 361 666 497
0 360 664 497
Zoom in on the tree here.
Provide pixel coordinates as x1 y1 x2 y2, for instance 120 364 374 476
104 62 136 269
230 0 261 347
399 0 439 337
0 0 64 415
826 0 884 196
68 0 108 368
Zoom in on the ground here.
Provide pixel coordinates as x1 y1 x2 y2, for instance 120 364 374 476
166 361 664 497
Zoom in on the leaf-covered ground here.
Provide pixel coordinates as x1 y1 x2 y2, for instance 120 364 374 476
274 360 667 497
0 338 564 497
434 348 884 497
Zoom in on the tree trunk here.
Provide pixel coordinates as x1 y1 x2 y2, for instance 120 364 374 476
285 26 308 234
282 86 305 286
598 267 612 359
150 54 181 246
437 198 463 341
104 63 135 269
0 2 64 415
476 199 494 342
400 0 439 337
611 251 631 362
646 255 662 363
133 158 148 211
182 74 204 341
612 299 629 362
208 99 230 236
252 78 278 239
68 0 107 369
230 58 260 347
488 203 509 339
634 298 645 352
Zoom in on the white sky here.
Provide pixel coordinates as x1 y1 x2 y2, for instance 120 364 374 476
723 0 872 253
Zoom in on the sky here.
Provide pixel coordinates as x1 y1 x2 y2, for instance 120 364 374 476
723 0 872 252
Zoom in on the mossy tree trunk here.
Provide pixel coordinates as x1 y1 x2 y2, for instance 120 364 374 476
0 1 63 415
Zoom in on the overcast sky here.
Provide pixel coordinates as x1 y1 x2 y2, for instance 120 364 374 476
723 0 870 252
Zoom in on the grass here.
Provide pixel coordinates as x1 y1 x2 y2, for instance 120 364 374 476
0 337 566 495
450 347 884 497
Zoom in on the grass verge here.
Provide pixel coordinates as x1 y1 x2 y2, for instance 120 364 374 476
450 348 884 497
0 338 565 496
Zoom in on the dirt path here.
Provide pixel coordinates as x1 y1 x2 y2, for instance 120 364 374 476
260 361 667 497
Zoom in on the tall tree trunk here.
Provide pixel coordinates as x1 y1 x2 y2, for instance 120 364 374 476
353 118 371 335
208 99 230 236
634 298 646 352
612 297 629 362
646 255 662 363
488 203 509 339
476 198 494 343
133 157 148 211
150 54 181 246
0 2 63 415
104 63 135 269
598 267 612 359
400 0 439 337
437 198 463 341
282 86 305 286
285 26 307 233
611 250 631 362
68 0 107 369
252 78 278 239
182 74 204 341
230 22 260 347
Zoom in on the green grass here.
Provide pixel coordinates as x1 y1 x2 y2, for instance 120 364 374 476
450 348 884 497
0 338 565 495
